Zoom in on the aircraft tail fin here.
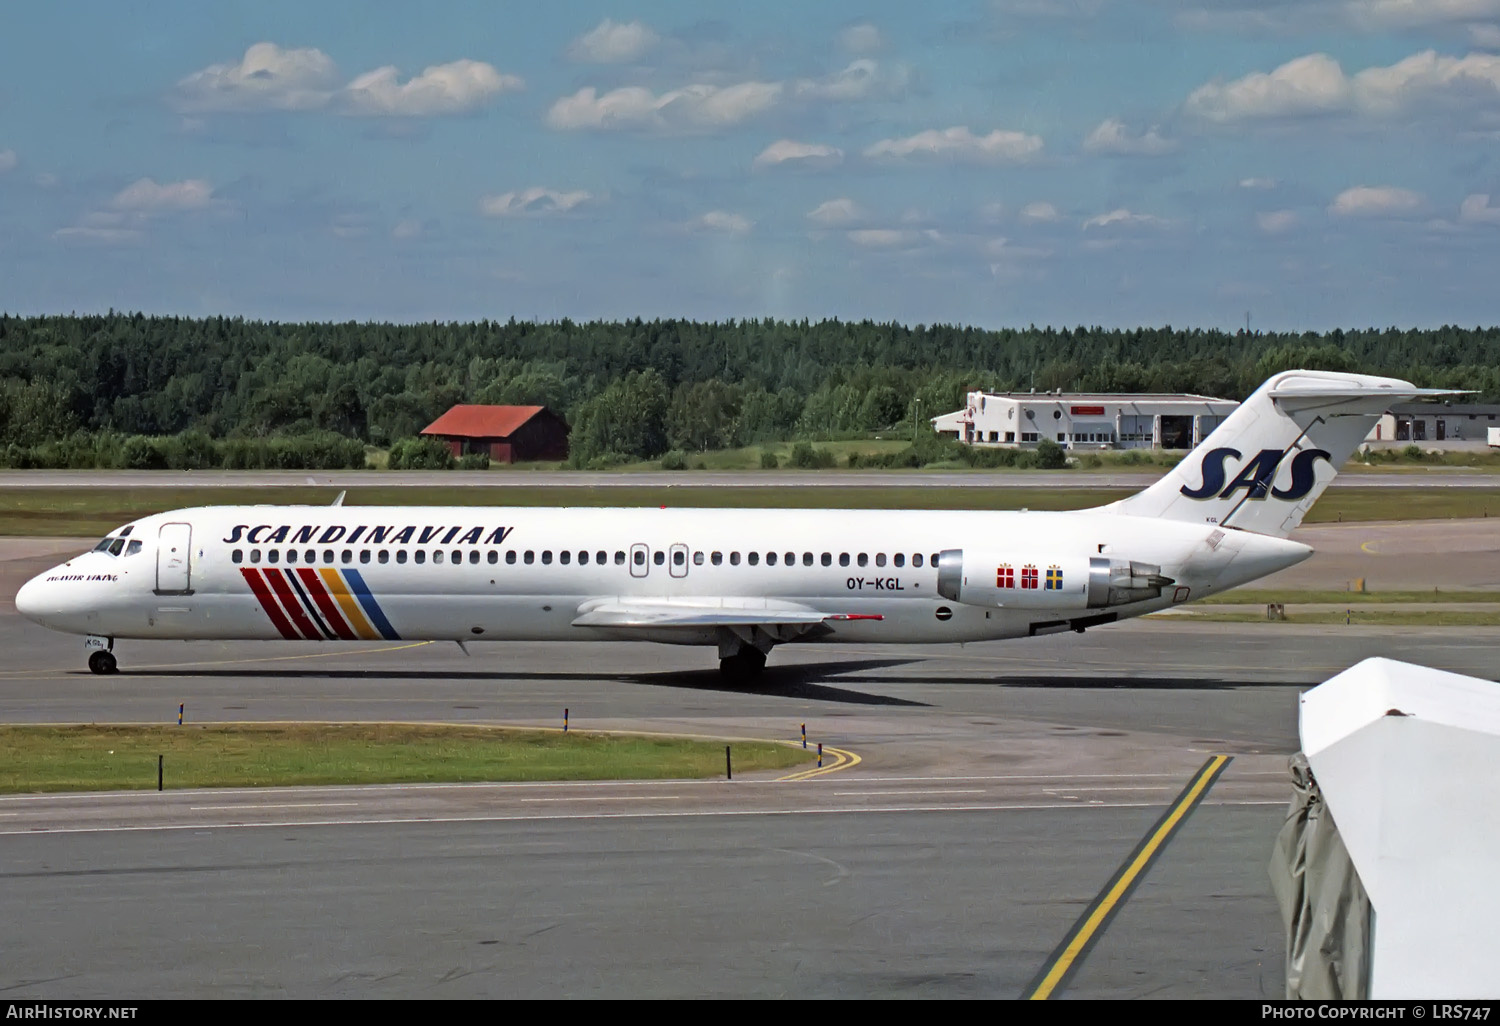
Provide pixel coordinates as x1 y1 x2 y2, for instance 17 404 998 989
1101 370 1462 538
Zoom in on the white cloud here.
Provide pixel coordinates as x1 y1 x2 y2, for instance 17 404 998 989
807 198 865 226
690 210 753 235
1257 209 1299 233
1019 200 1060 222
342 60 521 116
863 125 1044 164
1346 0 1500 29
173 42 340 113
568 19 659 63
1082 208 1168 230
753 139 843 170
1082 118 1177 155
1329 185 1425 217
1186 53 1351 122
547 81 782 131
174 43 520 118
847 228 919 247
1186 49 1500 122
838 23 883 53
1459 193 1500 223
792 60 908 102
111 178 214 212
480 188 595 217
392 218 424 239
1471 23 1500 48
1239 177 1278 189
0 149 15 173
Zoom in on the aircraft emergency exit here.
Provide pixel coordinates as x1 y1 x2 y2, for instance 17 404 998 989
14 370 1454 679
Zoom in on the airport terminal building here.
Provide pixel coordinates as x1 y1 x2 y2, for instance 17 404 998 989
931 390 1239 451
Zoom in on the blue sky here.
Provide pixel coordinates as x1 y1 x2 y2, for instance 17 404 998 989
3 0 1500 330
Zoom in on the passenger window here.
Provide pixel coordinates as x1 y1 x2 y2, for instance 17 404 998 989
487 551 497 564
803 553 813 566
931 553 940 567
542 550 553 564
839 553 850 567
453 550 463 564
286 549 298 564
343 550 354 564
615 551 626 565
653 550 664 566
250 549 261 563
416 551 427 564
785 552 795 566
875 553 886 567
434 551 445 565
693 551 704 565
267 549 279 564
379 550 390 564
597 551 607 564
712 552 723 566
506 551 517 564
858 553 869 567
673 550 685 566
323 549 334 563
821 553 832 566
578 551 589 565
766 552 777 566
360 550 371 564
633 550 645 566
560 550 571 565
747 552 759 566
469 551 479 565
397 550 408 564
894 553 905 567
524 551 534 564
913 554 924 568
730 552 741 566
232 549 243 564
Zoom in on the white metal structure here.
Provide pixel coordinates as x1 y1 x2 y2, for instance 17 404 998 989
16 370 1450 678
1298 657 1500 998
930 389 1238 450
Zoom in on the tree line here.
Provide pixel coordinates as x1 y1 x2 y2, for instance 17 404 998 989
1 313 1496 468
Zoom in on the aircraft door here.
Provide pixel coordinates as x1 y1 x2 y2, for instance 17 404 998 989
156 522 193 595
629 543 649 578
668 543 689 579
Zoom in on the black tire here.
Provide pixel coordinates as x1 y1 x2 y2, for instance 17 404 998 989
718 648 767 681
87 650 117 675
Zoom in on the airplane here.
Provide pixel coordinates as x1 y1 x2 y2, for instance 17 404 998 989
14 369 1455 680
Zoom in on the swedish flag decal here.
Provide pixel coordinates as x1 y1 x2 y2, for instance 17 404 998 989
1045 566 1063 591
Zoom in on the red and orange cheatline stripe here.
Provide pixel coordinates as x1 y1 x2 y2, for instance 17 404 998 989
239 567 401 641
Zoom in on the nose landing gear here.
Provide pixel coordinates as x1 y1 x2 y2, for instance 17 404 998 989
86 637 118 675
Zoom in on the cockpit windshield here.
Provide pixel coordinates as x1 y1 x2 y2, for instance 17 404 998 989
92 525 140 558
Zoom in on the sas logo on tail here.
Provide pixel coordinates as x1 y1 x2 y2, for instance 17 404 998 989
1179 447 1332 502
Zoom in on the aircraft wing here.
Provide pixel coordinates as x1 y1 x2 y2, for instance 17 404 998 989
571 599 881 631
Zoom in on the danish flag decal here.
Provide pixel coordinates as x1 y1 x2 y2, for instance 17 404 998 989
1179 447 1332 502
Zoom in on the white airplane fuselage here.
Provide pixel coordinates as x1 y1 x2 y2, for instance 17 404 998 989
16 503 1308 647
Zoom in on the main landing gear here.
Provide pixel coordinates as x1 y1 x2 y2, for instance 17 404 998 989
718 645 767 683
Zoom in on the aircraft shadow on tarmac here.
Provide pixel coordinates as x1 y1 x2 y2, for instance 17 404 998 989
121 658 934 707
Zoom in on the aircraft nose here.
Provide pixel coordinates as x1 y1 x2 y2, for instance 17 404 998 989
15 574 49 624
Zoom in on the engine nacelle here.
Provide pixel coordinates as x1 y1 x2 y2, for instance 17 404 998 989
935 549 1173 610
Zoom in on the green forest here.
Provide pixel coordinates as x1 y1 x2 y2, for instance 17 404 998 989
0 313 1496 469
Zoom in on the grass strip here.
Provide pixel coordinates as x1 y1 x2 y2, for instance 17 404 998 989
0 723 814 794
1200 589 1500 605
3 485 1500 537
1150 609 1500 627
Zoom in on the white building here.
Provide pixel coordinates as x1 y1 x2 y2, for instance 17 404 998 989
1366 402 1500 445
931 389 1239 450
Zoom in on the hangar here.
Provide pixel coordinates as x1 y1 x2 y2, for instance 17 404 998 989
420 405 571 464
930 389 1239 451
1366 402 1500 444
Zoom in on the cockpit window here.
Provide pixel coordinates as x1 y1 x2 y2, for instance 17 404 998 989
93 524 137 557
107 538 125 556
125 540 142 556
93 538 114 552
118 526 133 538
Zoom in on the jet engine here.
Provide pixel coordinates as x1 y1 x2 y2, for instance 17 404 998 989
935 549 1174 610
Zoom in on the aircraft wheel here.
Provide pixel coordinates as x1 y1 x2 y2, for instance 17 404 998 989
718 648 767 682
87 650 118 675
